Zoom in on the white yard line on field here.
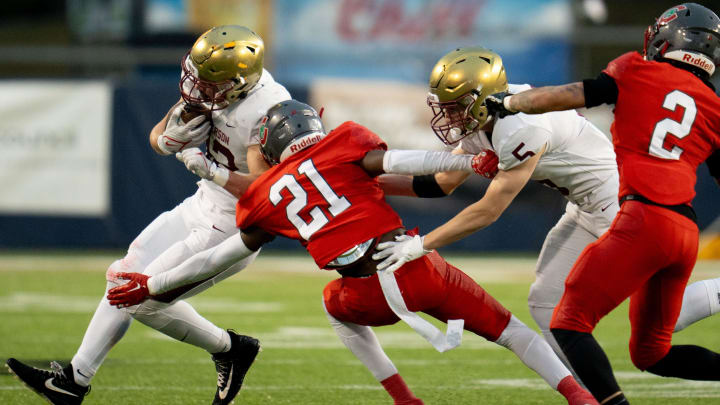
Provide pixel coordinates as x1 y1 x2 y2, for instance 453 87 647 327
0 292 283 313
1 377 718 398
144 326 502 350
2 252 717 284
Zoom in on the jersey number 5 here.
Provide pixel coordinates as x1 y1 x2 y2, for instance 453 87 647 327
269 159 351 240
649 90 697 160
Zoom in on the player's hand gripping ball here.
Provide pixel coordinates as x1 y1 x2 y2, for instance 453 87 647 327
157 104 212 155
472 150 499 179
180 103 212 123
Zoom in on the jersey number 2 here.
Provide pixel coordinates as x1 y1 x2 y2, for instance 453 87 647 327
269 159 350 240
649 90 696 160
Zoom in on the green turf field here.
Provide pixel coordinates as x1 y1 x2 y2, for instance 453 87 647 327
1 251 718 404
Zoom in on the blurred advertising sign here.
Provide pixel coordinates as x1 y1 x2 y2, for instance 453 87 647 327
185 0 271 39
68 0 270 42
0 82 111 216
310 78 442 151
272 0 572 86
144 0 271 37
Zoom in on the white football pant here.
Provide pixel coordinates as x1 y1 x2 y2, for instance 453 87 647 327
71 188 254 386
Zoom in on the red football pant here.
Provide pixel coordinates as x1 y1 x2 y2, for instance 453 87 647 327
551 201 699 369
323 251 512 342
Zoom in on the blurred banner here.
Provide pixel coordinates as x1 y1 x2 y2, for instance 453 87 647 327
310 78 442 150
273 0 572 87
0 81 111 216
67 0 271 43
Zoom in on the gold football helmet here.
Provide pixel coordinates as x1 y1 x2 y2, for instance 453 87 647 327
427 47 508 144
180 25 264 110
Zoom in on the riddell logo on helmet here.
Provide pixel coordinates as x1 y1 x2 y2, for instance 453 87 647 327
666 50 716 75
289 134 324 154
682 53 713 71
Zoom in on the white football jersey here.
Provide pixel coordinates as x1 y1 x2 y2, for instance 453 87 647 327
460 84 618 212
199 69 291 211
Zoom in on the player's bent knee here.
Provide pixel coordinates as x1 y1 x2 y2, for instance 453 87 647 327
527 281 560 312
105 259 128 290
323 280 345 320
493 315 530 348
528 304 554 331
629 341 669 371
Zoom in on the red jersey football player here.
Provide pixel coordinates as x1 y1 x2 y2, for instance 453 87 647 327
105 100 598 405
483 3 720 404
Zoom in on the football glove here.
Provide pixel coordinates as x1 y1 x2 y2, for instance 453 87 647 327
176 147 230 187
472 149 499 179
107 272 152 308
372 234 431 273
484 92 518 119
157 106 211 155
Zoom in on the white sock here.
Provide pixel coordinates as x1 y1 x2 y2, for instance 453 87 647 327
675 277 720 332
529 305 584 386
71 294 132 387
494 315 570 390
131 299 231 354
323 302 398 381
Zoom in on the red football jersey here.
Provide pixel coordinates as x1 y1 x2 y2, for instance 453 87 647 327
236 121 403 268
604 52 720 205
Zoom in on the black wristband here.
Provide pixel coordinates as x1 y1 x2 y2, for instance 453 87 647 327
583 72 618 108
412 175 447 198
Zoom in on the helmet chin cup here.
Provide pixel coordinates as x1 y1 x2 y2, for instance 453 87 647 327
448 128 464 143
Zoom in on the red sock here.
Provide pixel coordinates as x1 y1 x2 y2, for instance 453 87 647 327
557 375 598 405
380 374 423 405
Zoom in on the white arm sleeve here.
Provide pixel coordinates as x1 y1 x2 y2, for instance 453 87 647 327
147 232 256 295
382 150 474 175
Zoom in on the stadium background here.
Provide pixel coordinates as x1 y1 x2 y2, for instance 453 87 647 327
1 2 720 404
1 0 718 253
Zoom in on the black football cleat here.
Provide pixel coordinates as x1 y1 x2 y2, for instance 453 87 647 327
5 358 90 405
211 331 260 405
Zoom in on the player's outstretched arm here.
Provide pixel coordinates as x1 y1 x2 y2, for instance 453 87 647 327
378 147 474 197
107 228 274 307
423 148 542 249
361 148 481 178
504 82 586 114
373 146 544 272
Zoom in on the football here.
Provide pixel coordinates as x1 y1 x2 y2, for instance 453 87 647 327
180 103 212 123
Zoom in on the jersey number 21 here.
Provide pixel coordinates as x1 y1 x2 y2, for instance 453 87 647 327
269 159 351 240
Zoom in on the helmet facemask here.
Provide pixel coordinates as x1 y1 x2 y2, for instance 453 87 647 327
180 53 249 111
428 91 487 145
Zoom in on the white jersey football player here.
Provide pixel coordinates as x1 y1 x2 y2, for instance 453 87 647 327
5 25 290 405
374 47 720 380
